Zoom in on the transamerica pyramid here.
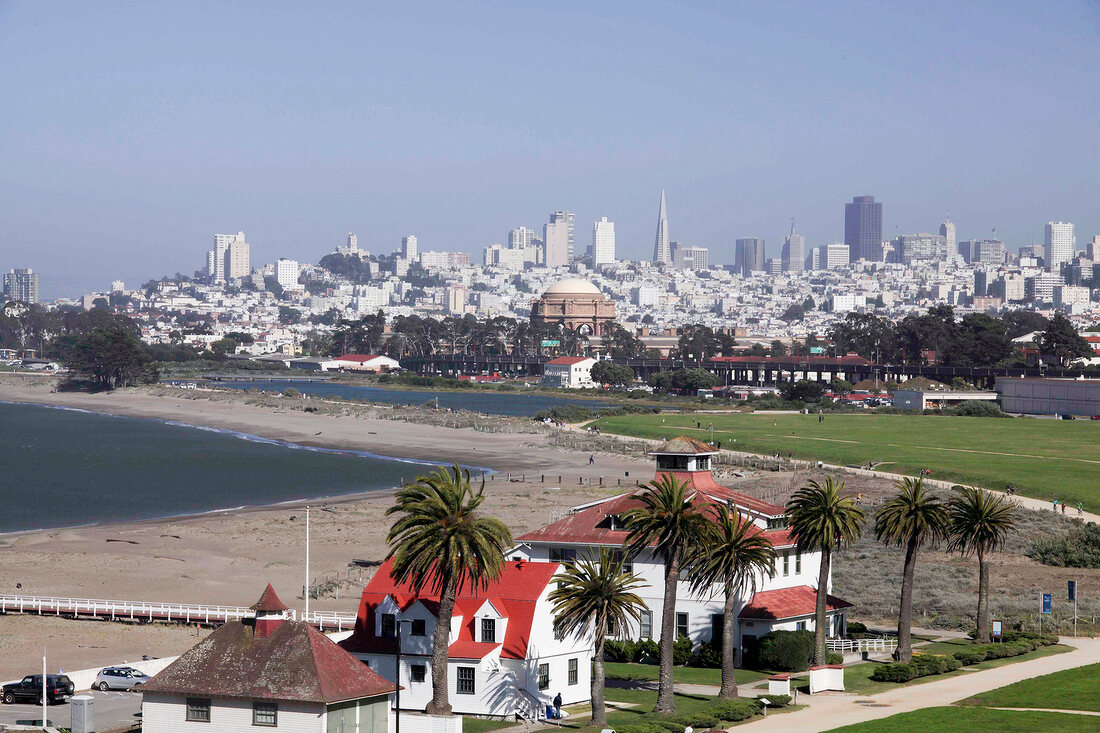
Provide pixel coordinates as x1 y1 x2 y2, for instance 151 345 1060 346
653 189 671 264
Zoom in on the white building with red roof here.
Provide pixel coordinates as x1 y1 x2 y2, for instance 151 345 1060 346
541 356 597 388
332 354 402 372
513 436 851 665
340 559 592 718
140 584 396 733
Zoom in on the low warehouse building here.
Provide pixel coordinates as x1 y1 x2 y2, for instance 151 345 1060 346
995 377 1100 417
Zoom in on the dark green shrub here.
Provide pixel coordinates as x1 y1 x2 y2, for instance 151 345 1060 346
952 650 987 665
758 694 791 708
690 643 722 668
673 635 694 666
870 663 915 682
618 725 667 733
709 699 762 721
757 630 815 672
685 714 719 728
954 400 1004 417
637 638 660 663
982 644 1013 659
283 387 300 397
826 652 844 665
653 721 683 733
603 639 640 662
846 621 868 635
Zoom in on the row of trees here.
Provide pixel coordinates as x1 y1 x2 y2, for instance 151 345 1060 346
384 463 1017 725
828 306 1093 367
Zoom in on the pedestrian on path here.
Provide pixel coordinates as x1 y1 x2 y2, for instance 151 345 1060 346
589 454 595 465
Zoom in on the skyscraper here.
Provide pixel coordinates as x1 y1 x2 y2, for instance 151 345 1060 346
844 196 883 262
549 211 575 261
225 237 250 279
735 238 765 276
508 227 534 250
208 232 247 283
1045 221 1075 270
781 223 804 273
402 235 418 261
939 218 956 255
653 190 671 264
592 217 616 265
544 215 570 268
3 268 39 304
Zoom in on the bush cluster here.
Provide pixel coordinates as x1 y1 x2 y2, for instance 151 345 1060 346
871 633 1057 683
1027 522 1100 568
846 621 868 635
757 630 816 672
870 654 961 682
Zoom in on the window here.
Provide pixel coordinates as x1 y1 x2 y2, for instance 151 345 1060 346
639 610 653 640
411 665 426 683
549 547 575 564
568 658 578 685
767 516 789 530
538 663 550 690
457 667 475 695
710 614 724 644
380 613 396 639
481 618 496 643
610 549 633 575
606 616 617 636
782 550 790 577
795 550 802 574
411 618 426 637
796 621 807 631
252 701 277 727
676 613 689 639
696 456 710 470
186 697 211 722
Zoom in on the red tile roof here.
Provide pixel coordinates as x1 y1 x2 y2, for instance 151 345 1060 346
335 354 388 362
141 619 395 704
341 559 560 661
545 356 592 365
738 585 853 621
448 640 502 659
250 584 289 612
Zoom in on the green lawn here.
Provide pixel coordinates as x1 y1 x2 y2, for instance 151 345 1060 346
594 412 1100 511
603 662 771 686
825 706 1100 732
959 661 1100 712
461 718 518 733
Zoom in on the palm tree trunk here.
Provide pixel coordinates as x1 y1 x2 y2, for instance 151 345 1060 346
976 549 990 643
425 577 456 715
719 581 738 699
896 538 918 662
591 615 607 727
814 547 830 666
655 559 679 714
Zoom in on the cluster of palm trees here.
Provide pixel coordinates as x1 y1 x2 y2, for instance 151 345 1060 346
382 465 1017 725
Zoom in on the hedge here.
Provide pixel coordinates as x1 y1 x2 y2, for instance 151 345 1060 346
758 694 792 708
874 632 1058 682
757 630 816 672
708 699 764 722
870 654 960 682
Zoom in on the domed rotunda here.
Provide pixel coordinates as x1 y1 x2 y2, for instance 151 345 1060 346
530 278 616 336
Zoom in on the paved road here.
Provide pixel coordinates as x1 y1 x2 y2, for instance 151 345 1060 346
0 688 140 731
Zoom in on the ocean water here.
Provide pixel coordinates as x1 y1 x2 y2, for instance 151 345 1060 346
0 402 459 533
209 380 613 417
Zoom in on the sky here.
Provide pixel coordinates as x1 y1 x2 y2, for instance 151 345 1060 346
1 1 1098 299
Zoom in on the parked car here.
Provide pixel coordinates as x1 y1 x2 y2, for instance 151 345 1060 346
93 666 151 691
1 674 75 705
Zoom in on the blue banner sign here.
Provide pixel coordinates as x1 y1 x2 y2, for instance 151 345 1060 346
1042 593 1052 614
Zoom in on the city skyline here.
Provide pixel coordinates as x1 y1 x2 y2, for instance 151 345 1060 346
2 2 1099 297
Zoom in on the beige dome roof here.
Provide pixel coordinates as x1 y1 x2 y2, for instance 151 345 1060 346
542 279 602 296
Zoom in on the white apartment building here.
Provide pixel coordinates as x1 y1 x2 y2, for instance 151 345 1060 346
633 284 660 308
419 251 471 270
1054 285 1091 308
940 220 956 254
275 258 301 290
815 243 849 270
483 244 525 271
1045 221 1075 270
1026 272 1063 303
672 243 709 270
402 235 418 260
541 356 596 388
592 217 616 266
830 292 867 313
544 217 571 268
208 232 248 283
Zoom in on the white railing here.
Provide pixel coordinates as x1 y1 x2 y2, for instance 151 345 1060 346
826 636 897 654
0 594 356 630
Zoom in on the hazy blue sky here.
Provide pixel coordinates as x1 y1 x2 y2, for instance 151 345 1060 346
2 1 1098 298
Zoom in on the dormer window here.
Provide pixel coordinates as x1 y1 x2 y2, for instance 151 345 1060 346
596 514 622 531
481 618 496 643
381 613 396 639
767 515 789 530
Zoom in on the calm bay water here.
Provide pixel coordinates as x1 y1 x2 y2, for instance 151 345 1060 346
209 380 612 416
0 402 451 533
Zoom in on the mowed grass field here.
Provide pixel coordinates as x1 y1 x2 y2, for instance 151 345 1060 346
593 412 1100 512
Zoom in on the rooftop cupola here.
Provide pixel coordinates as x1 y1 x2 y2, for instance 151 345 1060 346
249 583 291 639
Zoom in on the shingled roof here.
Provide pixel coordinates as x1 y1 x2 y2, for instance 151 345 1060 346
738 585 853 621
250 584 289 612
141 619 396 704
651 436 720 454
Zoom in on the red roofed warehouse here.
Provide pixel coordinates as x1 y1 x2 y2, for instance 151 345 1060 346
332 354 402 373
513 437 851 666
541 356 598 389
140 585 395 733
340 558 592 718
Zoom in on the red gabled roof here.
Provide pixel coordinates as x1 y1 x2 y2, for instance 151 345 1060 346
141 620 395 704
546 356 592 365
341 559 559 661
739 585 853 621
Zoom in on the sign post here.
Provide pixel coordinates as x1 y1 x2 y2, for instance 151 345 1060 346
1068 580 1078 637
1040 592 1051 634
991 619 1003 641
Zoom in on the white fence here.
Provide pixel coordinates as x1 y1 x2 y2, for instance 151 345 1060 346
0 594 356 631
826 637 897 654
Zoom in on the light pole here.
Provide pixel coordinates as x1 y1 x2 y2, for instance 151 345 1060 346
394 618 412 733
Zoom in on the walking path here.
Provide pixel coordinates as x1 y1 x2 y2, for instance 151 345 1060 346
737 636 1100 732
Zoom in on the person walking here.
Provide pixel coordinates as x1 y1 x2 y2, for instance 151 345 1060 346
553 692 563 719
589 454 595 465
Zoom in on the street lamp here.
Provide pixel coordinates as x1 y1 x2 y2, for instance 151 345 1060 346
394 618 412 733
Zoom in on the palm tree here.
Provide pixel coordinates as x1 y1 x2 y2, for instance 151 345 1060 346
786 478 866 666
385 465 513 715
685 505 776 698
874 478 948 662
623 474 714 714
548 550 646 727
946 486 1018 643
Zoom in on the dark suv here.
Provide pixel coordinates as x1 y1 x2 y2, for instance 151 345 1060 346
1 675 75 705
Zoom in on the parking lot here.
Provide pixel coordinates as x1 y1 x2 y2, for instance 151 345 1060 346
0 688 140 730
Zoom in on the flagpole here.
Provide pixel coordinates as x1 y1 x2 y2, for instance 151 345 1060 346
305 505 311 622
42 650 47 728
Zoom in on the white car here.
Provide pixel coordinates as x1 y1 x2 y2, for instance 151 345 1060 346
94 667 150 691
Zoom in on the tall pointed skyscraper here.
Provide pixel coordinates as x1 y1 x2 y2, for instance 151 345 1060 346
653 190 671 264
